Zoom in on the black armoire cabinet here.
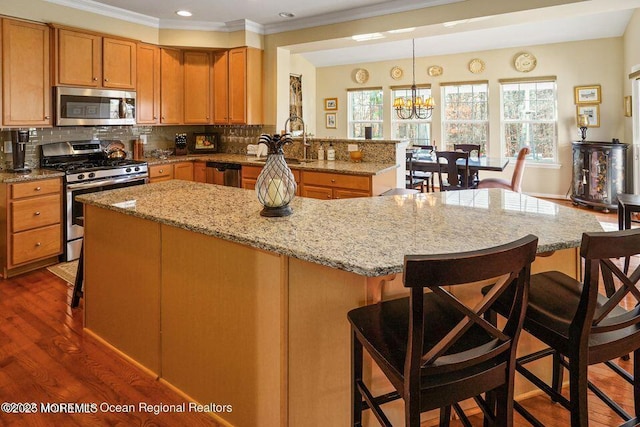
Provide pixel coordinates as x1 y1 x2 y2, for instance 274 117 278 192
571 141 627 212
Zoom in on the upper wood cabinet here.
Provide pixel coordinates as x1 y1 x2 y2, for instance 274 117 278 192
54 27 136 89
2 18 52 127
160 48 183 125
228 47 263 125
212 51 229 124
136 43 160 124
183 50 212 124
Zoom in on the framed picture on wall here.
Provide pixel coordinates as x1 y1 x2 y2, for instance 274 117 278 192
574 85 601 104
324 98 338 110
624 96 632 117
577 104 600 127
325 113 337 128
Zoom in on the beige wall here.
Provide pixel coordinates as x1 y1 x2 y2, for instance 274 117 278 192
623 8 640 147
315 38 624 197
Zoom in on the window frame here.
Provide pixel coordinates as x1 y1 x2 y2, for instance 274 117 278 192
499 77 558 163
347 87 384 139
440 81 489 155
390 85 433 145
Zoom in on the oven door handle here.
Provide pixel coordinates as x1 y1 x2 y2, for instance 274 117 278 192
66 175 148 190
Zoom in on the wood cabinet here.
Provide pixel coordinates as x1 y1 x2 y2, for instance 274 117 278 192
149 162 193 183
160 48 183 124
173 162 194 181
149 164 174 183
136 43 160 124
2 18 51 127
194 161 207 183
242 165 301 194
54 27 136 89
301 171 370 199
183 50 212 124
212 51 229 124
0 178 62 277
571 141 627 212
214 47 262 125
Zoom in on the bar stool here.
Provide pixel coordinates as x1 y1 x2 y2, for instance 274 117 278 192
484 229 640 427
348 234 538 426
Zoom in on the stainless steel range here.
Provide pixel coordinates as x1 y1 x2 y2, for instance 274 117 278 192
41 140 149 261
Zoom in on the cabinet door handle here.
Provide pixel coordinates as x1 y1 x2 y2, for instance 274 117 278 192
104 78 109 82
153 116 158 120
44 116 50 120
93 77 98 81
34 211 41 216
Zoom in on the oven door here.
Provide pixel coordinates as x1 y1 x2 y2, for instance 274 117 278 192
65 175 147 261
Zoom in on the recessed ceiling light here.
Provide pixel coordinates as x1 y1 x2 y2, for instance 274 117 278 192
279 12 295 18
176 10 192 17
352 33 385 42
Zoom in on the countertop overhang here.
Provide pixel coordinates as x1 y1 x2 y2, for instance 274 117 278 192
77 181 603 277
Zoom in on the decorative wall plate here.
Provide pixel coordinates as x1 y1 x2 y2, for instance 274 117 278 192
427 65 443 77
390 66 403 80
468 58 485 74
354 68 370 84
514 52 537 72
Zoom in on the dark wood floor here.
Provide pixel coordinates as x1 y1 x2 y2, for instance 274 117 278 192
0 199 633 426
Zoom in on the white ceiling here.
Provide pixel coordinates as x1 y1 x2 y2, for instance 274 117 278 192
47 0 640 67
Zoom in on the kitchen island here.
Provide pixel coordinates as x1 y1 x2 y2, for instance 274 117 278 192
77 182 602 426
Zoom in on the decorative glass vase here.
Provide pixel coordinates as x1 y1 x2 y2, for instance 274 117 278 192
255 133 297 217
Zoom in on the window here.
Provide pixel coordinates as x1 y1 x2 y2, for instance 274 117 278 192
501 79 557 162
391 86 432 145
442 82 489 154
348 88 383 139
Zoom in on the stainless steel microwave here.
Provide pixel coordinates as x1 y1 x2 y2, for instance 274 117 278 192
55 87 136 126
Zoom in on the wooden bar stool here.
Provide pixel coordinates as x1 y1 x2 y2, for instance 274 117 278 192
348 234 538 426
484 229 640 427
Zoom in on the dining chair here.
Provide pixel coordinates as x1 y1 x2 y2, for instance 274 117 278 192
454 143 481 184
412 145 435 192
348 234 538 426
406 151 426 192
477 147 530 193
436 151 473 191
483 228 640 427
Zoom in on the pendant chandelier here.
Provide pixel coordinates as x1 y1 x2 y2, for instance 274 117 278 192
393 39 435 120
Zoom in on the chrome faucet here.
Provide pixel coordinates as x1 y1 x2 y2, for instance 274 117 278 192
284 115 310 160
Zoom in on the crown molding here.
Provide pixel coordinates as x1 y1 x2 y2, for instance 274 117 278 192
43 0 159 27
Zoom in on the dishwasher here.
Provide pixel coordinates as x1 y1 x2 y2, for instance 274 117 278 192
206 162 242 187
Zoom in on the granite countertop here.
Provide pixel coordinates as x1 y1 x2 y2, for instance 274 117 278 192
77 181 603 277
144 153 398 176
0 168 64 183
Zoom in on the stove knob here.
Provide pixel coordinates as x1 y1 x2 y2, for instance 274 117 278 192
134 166 140 172
126 167 132 173
77 174 85 180
88 172 96 179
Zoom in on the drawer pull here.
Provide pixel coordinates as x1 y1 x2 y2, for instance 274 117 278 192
35 242 41 247
331 179 336 183
34 211 41 216
35 186 41 191
159 169 163 173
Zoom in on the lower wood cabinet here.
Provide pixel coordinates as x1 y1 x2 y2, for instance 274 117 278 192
241 165 301 194
1 177 63 277
149 162 195 183
194 161 207 183
301 171 371 199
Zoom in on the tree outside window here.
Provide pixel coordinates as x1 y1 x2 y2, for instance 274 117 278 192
391 87 432 145
442 83 489 154
501 80 557 162
348 89 383 139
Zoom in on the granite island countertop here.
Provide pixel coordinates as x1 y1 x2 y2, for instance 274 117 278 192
77 181 603 277
143 153 398 176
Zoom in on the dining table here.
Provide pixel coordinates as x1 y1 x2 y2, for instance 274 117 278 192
409 149 510 173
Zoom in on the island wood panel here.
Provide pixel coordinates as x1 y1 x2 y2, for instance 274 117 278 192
83 205 162 374
160 225 285 427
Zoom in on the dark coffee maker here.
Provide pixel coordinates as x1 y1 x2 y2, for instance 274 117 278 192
10 130 31 173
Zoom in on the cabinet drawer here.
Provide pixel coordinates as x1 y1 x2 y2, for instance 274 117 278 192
12 224 61 266
149 164 174 180
302 171 370 191
301 185 333 200
11 179 60 199
242 165 262 180
11 194 61 232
